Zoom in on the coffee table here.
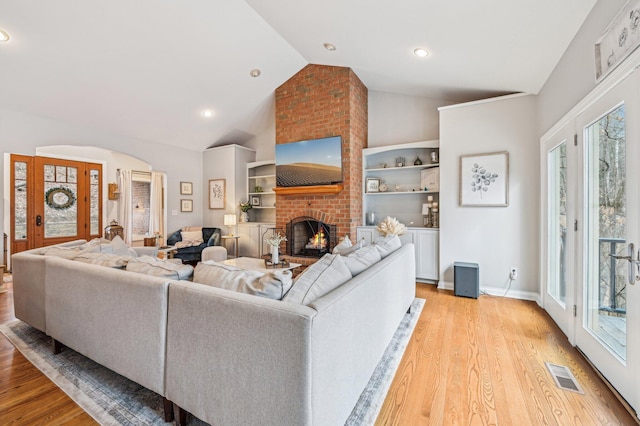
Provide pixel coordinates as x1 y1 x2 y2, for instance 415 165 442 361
222 257 301 273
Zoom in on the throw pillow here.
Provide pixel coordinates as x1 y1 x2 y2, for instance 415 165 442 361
193 261 293 300
283 254 352 305
332 235 352 255
126 255 194 280
373 234 401 258
180 230 203 244
342 244 382 276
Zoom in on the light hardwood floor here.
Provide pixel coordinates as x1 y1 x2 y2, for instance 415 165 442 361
377 284 638 425
0 279 636 425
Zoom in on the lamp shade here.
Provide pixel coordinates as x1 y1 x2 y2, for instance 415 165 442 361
224 214 237 226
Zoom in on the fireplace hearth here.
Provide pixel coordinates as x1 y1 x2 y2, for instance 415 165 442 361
286 217 336 258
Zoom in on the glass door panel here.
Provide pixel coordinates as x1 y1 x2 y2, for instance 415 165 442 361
584 103 627 360
548 142 567 305
44 165 79 239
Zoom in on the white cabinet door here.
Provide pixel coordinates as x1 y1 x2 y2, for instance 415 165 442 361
237 224 260 258
415 229 439 281
356 227 378 245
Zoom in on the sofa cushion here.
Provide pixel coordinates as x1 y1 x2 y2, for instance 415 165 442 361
373 235 402 258
176 230 204 248
341 244 382 276
72 252 132 268
126 255 194 280
194 261 292 300
283 254 352 305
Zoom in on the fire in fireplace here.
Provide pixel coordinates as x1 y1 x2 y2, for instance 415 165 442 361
286 217 336 258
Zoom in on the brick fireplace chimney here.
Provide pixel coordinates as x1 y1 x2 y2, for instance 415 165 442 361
275 64 367 264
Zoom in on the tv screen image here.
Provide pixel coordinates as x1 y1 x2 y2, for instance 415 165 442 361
276 136 343 187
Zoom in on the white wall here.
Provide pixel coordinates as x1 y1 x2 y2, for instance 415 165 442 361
439 94 539 301
0 108 203 257
368 91 454 147
537 0 626 134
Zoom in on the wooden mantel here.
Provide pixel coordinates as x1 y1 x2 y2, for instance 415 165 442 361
273 184 343 195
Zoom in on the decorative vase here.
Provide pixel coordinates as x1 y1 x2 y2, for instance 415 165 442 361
271 245 279 264
240 212 249 223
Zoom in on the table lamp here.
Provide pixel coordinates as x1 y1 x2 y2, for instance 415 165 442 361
223 214 237 236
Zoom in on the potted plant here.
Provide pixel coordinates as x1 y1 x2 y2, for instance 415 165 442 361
264 232 287 264
239 201 252 223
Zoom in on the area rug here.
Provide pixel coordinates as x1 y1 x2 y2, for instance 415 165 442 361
1 298 424 425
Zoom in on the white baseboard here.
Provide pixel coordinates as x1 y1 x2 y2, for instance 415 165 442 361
438 281 541 305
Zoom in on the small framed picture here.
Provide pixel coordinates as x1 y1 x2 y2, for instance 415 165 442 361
366 178 380 193
251 195 261 206
180 181 193 195
180 199 193 212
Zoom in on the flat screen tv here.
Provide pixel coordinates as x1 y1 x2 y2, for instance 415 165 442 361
276 136 343 187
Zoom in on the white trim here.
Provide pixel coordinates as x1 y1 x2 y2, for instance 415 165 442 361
438 281 542 305
437 92 531 111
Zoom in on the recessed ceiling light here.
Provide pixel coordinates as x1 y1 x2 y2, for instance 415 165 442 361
0 29 10 42
249 69 261 78
201 110 214 118
323 43 336 51
413 48 429 58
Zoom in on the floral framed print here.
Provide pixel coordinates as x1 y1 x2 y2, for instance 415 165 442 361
208 179 225 209
459 151 509 207
180 181 193 195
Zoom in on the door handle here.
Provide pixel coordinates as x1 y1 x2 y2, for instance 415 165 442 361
36 215 42 226
611 243 638 285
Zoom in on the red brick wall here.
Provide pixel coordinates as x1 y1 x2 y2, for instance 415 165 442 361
275 64 367 262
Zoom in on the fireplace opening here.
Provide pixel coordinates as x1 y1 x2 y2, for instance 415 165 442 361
286 217 336 258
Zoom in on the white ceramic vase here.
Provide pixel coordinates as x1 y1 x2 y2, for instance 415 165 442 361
240 212 249 223
271 245 279 264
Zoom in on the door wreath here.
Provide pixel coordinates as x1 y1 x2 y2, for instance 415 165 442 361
45 187 76 210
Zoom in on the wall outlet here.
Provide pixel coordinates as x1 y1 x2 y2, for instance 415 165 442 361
510 267 518 280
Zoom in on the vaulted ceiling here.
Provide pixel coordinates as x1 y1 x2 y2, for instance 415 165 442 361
0 1 596 151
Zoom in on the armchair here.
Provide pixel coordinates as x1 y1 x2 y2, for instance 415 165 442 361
166 227 221 264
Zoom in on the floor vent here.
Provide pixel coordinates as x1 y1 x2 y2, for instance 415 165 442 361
545 362 584 394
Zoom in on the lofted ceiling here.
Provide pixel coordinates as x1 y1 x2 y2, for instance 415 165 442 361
0 0 596 152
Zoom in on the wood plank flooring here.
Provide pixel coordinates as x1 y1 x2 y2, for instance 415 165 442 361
0 280 96 425
0 278 637 425
376 284 638 425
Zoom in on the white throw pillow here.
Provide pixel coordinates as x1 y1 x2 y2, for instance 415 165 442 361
180 230 203 244
332 235 352 255
342 244 382 275
283 254 352 305
126 255 194 280
194 261 292 300
373 235 401 258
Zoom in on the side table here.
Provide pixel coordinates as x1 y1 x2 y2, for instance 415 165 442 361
157 246 177 259
221 235 240 258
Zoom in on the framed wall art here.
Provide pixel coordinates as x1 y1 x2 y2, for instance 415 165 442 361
180 199 193 212
459 151 509 207
180 181 193 195
251 195 261 206
366 178 380 193
595 0 640 82
208 179 225 209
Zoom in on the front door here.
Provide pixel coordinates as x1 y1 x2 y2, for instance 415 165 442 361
575 72 639 412
11 155 102 253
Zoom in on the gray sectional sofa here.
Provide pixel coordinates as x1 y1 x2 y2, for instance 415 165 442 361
11 239 416 425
